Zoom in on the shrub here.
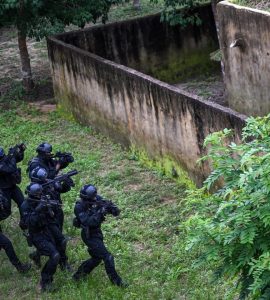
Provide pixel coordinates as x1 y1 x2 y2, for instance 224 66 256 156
185 115 270 299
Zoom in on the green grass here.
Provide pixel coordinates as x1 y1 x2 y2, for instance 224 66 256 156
0 86 238 299
230 0 270 11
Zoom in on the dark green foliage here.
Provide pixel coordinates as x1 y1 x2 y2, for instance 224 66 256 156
151 0 209 26
185 115 270 299
0 0 122 40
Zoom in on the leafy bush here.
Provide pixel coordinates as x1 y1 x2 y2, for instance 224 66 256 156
185 115 270 299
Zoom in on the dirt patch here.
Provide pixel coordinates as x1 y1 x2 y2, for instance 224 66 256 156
38 104 56 113
0 27 53 101
29 101 56 113
124 183 143 192
134 242 146 252
159 197 177 205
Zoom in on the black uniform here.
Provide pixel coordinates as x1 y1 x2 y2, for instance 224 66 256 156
21 188 69 269
0 193 30 272
73 196 124 286
27 164 75 270
20 197 61 289
0 225 27 270
0 147 24 213
28 155 70 229
40 182 71 267
43 181 72 231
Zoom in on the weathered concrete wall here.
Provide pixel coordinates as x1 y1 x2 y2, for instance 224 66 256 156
56 6 219 84
47 36 246 185
217 1 270 116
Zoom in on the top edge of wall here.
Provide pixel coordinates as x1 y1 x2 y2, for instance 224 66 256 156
218 0 270 16
51 3 212 40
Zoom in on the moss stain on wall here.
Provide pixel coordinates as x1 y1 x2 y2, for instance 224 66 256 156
147 45 220 84
129 144 196 188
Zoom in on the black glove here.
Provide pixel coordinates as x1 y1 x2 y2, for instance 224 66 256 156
111 206 120 217
98 206 107 215
35 200 47 212
57 152 74 167
64 177 74 188
54 181 62 191
18 143 26 152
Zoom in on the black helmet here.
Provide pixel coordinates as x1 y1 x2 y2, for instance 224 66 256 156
80 185 97 200
36 143 52 154
0 147 5 160
31 167 48 183
26 183 43 198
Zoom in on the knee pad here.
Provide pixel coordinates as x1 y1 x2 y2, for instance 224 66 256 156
52 252 60 264
104 254 114 266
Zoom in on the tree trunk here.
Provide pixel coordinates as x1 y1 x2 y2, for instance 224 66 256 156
133 0 141 10
17 30 34 91
17 0 34 92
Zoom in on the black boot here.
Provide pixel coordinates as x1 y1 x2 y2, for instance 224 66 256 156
111 277 129 288
15 262 31 273
72 271 87 281
39 281 53 293
29 251 41 268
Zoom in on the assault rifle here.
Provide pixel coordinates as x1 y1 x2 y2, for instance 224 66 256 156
95 199 120 217
41 169 79 189
53 151 74 164
8 143 26 157
35 195 62 218
73 199 120 238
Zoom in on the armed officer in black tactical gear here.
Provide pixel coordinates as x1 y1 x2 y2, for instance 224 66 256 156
73 184 127 287
0 192 31 273
31 166 74 230
20 183 62 292
28 142 74 180
28 143 73 229
26 167 73 271
0 144 26 212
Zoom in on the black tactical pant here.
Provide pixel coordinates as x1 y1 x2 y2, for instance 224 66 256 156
32 232 60 286
48 223 67 266
0 227 20 267
75 232 122 285
31 223 68 268
1 186 24 212
54 208 64 231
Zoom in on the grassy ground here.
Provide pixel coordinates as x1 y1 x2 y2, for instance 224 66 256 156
108 0 164 22
0 93 237 299
230 0 270 11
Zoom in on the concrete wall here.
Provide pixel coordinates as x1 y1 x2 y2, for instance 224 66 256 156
56 6 219 84
47 36 246 185
217 1 270 116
